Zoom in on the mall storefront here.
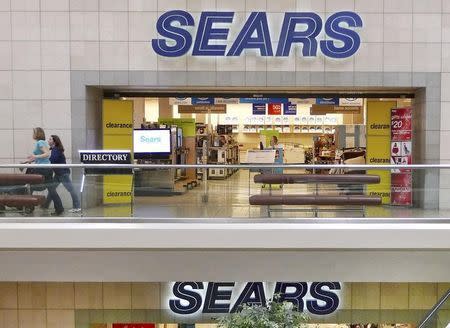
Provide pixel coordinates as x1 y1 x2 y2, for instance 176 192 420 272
0 0 447 212
0 282 448 328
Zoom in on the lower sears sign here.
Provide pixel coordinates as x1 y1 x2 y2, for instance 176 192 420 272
167 282 342 316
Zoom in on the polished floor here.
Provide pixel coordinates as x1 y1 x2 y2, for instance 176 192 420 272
4 169 448 219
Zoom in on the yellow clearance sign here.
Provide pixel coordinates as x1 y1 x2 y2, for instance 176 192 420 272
102 100 134 206
366 100 396 204
103 99 134 135
367 101 392 136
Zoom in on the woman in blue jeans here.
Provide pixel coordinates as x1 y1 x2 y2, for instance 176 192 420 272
26 128 64 216
42 135 80 213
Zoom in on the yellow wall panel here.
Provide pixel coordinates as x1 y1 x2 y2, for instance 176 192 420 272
352 283 380 310
380 283 409 309
0 283 18 309
0 310 18 328
103 283 131 309
46 283 74 309
47 310 75 328
131 283 160 309
74 283 103 310
340 283 352 310
409 283 437 309
18 310 46 328
18 283 46 309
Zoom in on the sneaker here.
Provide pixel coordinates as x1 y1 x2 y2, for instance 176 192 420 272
69 208 81 213
50 211 64 216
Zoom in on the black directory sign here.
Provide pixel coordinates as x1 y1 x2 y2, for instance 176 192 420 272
79 150 132 175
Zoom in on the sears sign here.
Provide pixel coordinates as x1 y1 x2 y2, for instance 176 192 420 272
168 282 341 316
152 11 363 58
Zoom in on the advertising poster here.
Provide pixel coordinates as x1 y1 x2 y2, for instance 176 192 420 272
169 97 191 105
283 102 297 115
339 98 364 106
215 97 240 104
268 103 282 115
316 97 339 105
288 98 316 105
252 103 266 115
391 107 413 206
191 97 214 105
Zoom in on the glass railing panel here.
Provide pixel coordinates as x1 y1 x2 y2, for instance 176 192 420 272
0 163 450 220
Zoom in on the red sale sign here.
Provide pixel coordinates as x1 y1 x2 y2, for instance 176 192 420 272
268 103 282 115
113 324 155 328
391 107 412 141
391 107 413 206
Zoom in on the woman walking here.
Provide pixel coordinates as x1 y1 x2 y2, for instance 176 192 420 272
42 135 80 213
26 127 64 216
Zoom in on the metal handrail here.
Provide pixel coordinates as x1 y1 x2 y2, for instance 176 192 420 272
417 288 450 328
0 163 449 169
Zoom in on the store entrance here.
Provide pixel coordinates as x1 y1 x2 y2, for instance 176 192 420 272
97 89 416 218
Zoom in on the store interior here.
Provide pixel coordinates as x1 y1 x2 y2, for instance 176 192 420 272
93 93 416 218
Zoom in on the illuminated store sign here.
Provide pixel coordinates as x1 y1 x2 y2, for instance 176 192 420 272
168 282 341 316
152 11 363 58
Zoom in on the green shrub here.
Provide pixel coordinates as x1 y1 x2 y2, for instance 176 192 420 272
217 297 309 328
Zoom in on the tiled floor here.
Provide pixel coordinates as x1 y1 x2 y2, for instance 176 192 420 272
2 170 450 219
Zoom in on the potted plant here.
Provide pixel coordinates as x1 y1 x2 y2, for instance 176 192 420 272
217 296 309 328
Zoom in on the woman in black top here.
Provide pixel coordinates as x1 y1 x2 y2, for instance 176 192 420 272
42 135 81 213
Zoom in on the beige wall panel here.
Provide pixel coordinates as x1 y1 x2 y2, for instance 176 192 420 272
380 283 409 309
47 309 75 328
18 309 46 328
0 283 17 309
0 310 18 328
131 283 160 309
18 283 46 309
409 283 437 309
352 283 380 309
75 283 103 310
103 283 131 309
46 283 74 309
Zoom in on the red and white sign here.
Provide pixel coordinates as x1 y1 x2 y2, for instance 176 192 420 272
391 107 412 141
113 324 155 328
268 103 282 115
391 173 412 206
390 107 413 206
